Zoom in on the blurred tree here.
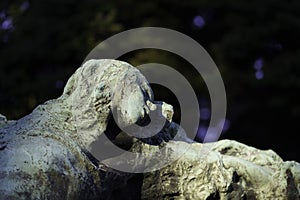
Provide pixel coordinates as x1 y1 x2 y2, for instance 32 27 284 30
0 0 299 161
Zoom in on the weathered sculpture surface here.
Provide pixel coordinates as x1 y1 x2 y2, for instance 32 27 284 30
0 59 299 199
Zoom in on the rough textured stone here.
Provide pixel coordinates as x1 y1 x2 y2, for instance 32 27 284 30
141 140 300 199
0 59 299 199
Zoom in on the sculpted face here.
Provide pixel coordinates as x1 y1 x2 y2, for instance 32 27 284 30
63 59 175 148
111 68 154 128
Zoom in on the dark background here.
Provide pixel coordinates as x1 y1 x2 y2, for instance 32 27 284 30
1 0 299 161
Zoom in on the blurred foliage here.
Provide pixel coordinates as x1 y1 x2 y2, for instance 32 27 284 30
1 0 300 160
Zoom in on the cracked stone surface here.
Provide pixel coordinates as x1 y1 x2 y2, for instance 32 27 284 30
0 59 299 199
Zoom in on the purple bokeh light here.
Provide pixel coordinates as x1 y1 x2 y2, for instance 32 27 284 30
193 15 205 29
253 58 264 70
255 70 264 80
218 119 231 132
197 126 207 141
20 1 30 11
253 57 265 80
1 17 13 30
200 107 211 120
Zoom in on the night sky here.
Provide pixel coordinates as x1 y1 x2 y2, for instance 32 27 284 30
1 0 299 162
